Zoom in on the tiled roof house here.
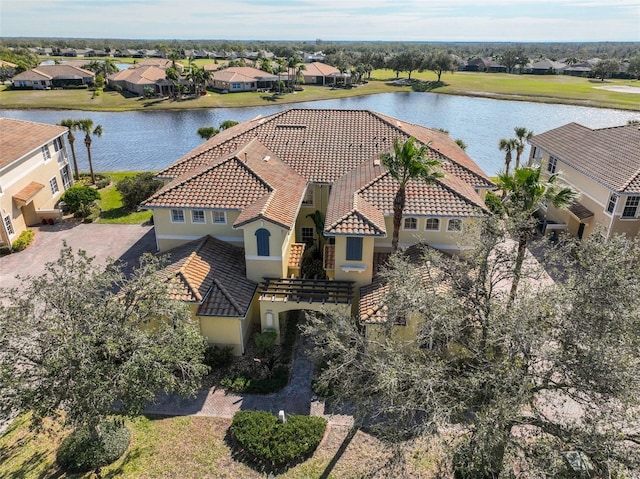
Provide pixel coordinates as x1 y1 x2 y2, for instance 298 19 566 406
528 122 640 239
11 64 95 89
144 108 493 353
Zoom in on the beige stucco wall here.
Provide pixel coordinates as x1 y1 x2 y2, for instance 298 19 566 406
295 183 331 246
153 208 244 252
0 138 70 245
372 216 473 253
364 311 424 349
242 219 292 282
332 235 375 287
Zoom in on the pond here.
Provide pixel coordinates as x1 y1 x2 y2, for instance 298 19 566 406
2 92 638 176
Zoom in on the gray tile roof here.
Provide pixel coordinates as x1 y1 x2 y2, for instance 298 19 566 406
530 123 640 194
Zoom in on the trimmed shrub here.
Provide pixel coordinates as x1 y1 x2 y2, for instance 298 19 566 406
56 420 130 473
11 228 35 252
116 172 163 211
221 365 289 394
204 345 234 368
230 411 326 469
61 184 100 218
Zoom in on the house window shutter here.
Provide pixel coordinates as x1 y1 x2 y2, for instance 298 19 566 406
255 228 270 256
346 237 363 261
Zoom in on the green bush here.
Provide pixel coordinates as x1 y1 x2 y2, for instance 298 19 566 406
11 228 35 252
83 204 102 223
204 345 234 368
56 420 130 473
94 175 111 190
484 191 505 215
221 365 290 394
254 330 277 358
230 411 326 469
116 172 163 211
62 184 100 217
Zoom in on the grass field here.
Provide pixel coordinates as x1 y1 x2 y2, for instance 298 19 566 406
94 172 153 224
2 69 638 111
0 413 443 478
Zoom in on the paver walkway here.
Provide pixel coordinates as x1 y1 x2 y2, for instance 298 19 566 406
145 335 353 427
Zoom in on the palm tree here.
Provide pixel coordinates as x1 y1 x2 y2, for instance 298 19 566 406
380 137 443 252
498 137 517 175
275 58 287 94
496 166 576 300
59 119 80 180
513 127 534 169
77 119 103 185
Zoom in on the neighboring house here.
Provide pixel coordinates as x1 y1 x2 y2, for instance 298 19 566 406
528 122 640 239
135 58 183 71
210 66 278 92
0 118 73 247
301 62 349 85
464 57 507 73
528 59 567 75
11 65 95 89
301 51 326 63
143 109 493 354
0 60 18 80
563 61 594 77
107 65 173 96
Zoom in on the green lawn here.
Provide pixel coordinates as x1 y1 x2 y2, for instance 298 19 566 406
94 172 153 225
0 413 442 478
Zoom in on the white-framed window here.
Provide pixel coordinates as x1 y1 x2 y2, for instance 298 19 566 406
232 82 242 89
425 218 440 231
447 218 463 232
60 165 72 189
41 145 51 162
301 227 314 244
622 196 640 219
547 156 558 174
171 209 185 223
606 193 618 214
403 217 418 230
533 146 542 160
302 187 314 206
49 177 59 195
211 210 226 224
3 215 15 236
191 210 206 223
53 137 63 152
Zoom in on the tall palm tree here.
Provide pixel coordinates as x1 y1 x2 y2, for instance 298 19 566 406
380 137 443 252
513 127 534 169
498 137 518 175
77 119 103 185
496 166 576 300
59 119 80 180
275 59 287 94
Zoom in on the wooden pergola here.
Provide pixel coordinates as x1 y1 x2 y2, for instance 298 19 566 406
259 277 354 305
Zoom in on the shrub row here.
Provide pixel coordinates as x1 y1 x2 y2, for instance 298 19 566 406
230 410 326 469
11 228 35 252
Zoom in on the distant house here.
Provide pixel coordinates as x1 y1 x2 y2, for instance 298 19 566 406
528 123 640 239
0 60 18 80
302 62 349 85
563 61 594 77
107 65 173 96
135 58 183 71
529 59 567 75
464 57 507 73
301 51 326 63
210 66 278 92
11 65 95 89
0 118 73 247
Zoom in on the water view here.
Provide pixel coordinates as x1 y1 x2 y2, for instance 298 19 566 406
2 92 638 176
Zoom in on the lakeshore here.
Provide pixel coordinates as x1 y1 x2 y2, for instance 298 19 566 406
2 70 640 112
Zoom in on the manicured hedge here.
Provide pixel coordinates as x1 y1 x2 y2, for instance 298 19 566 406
230 411 326 469
11 228 35 252
56 421 130 472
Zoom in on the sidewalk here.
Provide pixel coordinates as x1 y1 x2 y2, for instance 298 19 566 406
144 335 353 427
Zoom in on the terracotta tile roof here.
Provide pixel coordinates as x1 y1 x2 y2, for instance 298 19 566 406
160 235 257 317
530 123 640 194
13 181 45 203
108 65 167 85
0 118 67 169
302 62 340 77
288 243 306 269
323 244 335 270
13 64 95 81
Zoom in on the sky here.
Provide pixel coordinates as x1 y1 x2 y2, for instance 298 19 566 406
1 0 639 42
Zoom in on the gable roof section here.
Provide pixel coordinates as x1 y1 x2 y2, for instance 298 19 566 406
108 65 167 85
530 122 640 194
160 235 258 317
303 62 340 77
13 64 95 81
0 118 67 170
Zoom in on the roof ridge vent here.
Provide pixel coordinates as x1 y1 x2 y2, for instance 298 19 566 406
262 155 270 162
373 157 381 166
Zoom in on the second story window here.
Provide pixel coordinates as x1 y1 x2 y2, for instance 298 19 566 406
547 156 558 174
302 187 314 206
346 237 363 261
447 218 462 232
191 210 205 223
622 196 640 218
171 209 185 223
403 217 418 230
301 227 314 245
255 228 271 256
425 218 440 231
41 145 51 162
49 177 59 195
606 193 618 214
212 210 226 224
53 137 63 152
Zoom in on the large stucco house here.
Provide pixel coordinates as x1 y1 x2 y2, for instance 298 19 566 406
11 64 95 89
144 109 493 354
528 122 640 239
0 118 73 248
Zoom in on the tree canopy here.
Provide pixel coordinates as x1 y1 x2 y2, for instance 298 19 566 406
0 246 208 434
303 221 640 477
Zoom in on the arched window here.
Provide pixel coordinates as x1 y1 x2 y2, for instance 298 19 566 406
255 228 270 256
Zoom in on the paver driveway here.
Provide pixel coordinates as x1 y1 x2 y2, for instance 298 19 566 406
0 222 156 290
